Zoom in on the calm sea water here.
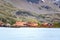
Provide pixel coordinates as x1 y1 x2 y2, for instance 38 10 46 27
0 27 60 40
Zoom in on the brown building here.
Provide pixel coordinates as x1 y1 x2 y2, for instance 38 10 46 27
27 22 38 27
41 23 48 27
41 23 53 28
13 21 27 27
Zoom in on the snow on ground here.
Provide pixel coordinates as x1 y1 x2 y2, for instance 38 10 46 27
0 28 60 40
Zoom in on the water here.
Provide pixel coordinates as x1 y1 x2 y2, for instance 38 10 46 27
0 27 60 40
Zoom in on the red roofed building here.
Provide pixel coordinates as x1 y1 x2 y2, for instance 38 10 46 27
13 21 27 27
27 22 38 27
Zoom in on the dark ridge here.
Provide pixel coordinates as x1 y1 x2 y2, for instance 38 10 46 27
16 11 34 16
41 5 51 9
27 0 39 4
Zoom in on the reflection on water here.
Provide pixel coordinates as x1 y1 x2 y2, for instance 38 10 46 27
0 28 60 40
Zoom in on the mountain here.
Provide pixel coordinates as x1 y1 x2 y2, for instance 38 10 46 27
0 0 60 24
5 0 60 14
0 0 18 24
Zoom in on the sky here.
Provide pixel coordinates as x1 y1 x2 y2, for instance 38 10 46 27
0 28 60 40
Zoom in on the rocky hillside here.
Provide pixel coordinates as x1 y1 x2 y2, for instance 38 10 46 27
0 0 60 25
5 0 60 14
15 10 60 23
0 0 18 24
